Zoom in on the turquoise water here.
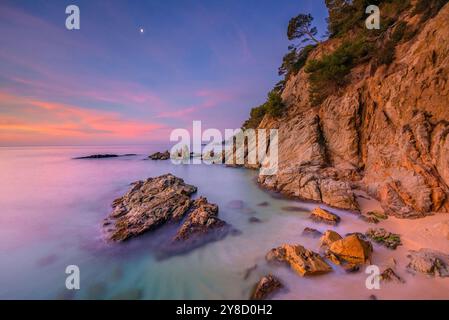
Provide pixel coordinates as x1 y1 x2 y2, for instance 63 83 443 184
0 145 306 299
1 146 448 300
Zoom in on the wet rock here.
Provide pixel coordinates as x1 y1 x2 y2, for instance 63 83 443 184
310 207 341 225
250 274 283 300
173 197 228 242
281 206 308 212
360 211 388 224
366 228 402 249
106 174 197 241
257 201 270 207
328 234 373 265
243 264 258 280
248 217 262 223
380 268 405 283
149 150 170 160
302 227 322 238
74 154 136 159
266 244 332 276
406 249 449 277
319 230 342 248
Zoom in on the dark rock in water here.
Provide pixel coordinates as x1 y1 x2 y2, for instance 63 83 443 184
106 174 197 241
105 174 233 257
173 197 228 242
302 227 322 238
226 200 245 209
149 150 170 160
243 264 258 280
257 201 270 207
281 206 308 212
366 228 402 249
406 249 449 277
74 154 137 159
248 216 262 223
250 275 283 300
380 268 405 283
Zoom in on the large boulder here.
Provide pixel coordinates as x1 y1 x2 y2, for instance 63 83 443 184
406 249 449 277
106 174 197 241
328 234 373 265
250 275 283 300
266 244 332 276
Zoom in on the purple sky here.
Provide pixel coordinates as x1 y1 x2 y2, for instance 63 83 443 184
0 0 328 146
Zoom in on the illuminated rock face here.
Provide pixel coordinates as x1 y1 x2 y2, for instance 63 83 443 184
266 244 332 276
256 4 449 218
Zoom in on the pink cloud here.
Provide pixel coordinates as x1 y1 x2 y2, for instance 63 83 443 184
0 92 167 145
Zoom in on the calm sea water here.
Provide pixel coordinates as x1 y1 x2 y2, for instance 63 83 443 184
1 145 448 300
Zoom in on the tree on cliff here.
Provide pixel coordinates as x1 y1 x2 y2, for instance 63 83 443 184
287 13 320 45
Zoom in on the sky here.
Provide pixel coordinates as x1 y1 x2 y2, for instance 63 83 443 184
0 0 328 146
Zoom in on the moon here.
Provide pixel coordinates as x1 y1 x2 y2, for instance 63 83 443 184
139 27 144 34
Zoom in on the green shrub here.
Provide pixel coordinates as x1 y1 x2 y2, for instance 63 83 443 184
242 90 285 129
265 90 285 117
279 45 316 78
304 38 372 105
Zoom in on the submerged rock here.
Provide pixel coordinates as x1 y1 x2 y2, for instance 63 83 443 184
243 264 258 280
366 228 402 249
106 174 197 241
173 197 228 242
310 207 341 225
248 216 262 223
250 275 283 300
149 150 170 160
74 154 136 159
406 249 449 277
319 230 342 248
281 206 308 212
302 227 322 238
266 244 332 276
327 234 373 266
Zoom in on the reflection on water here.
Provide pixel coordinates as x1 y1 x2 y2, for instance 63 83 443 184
0 145 448 299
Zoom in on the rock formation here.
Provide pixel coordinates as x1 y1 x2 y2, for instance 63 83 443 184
266 244 332 276
104 174 231 251
327 234 373 266
149 150 170 160
250 4 449 218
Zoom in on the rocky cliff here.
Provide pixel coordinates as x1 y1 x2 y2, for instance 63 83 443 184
255 3 449 218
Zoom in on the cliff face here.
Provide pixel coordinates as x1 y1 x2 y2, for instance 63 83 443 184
257 3 449 218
